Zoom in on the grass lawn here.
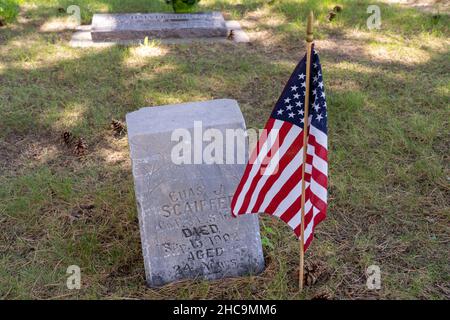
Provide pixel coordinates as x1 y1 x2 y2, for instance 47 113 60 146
0 0 449 299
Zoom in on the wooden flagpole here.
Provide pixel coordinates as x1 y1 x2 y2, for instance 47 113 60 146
299 10 314 292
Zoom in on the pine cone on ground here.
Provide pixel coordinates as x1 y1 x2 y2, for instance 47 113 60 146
111 119 126 136
62 131 74 146
303 260 330 287
327 11 336 22
312 291 334 300
73 138 87 156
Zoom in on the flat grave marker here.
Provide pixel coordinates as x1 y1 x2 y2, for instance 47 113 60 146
91 12 229 42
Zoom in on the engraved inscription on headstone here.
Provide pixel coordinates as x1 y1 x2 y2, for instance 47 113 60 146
91 12 229 42
126 99 264 287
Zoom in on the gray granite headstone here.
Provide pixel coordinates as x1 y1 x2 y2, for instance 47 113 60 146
91 12 229 42
126 99 264 287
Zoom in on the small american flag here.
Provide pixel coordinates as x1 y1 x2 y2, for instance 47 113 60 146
231 47 328 251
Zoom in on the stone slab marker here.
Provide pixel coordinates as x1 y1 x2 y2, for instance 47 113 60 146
126 99 264 287
91 12 229 42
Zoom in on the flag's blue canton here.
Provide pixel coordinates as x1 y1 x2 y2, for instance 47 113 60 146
270 48 327 134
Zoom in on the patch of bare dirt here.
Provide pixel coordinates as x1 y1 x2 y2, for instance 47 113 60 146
0 134 63 174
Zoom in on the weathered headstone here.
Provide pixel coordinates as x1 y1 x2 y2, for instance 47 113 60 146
91 12 229 42
126 99 264 287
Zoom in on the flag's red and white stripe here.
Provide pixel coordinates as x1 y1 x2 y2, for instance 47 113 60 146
231 119 327 251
